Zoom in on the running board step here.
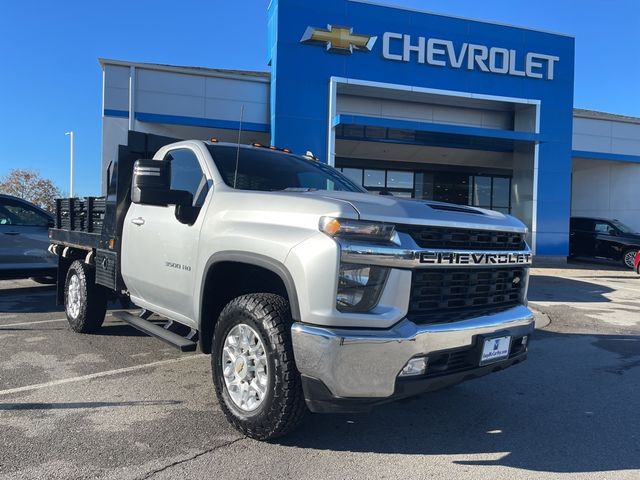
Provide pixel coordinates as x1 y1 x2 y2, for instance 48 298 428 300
112 311 197 352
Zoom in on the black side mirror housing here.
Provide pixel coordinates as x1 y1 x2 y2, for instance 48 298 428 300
131 159 192 207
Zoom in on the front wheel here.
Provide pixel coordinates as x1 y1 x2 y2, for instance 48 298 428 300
64 260 107 333
622 249 638 269
211 293 307 440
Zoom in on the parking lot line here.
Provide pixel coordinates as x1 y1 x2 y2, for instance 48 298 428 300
0 311 125 328
0 318 67 328
0 354 205 397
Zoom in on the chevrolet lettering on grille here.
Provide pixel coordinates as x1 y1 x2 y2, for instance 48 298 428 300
419 251 532 266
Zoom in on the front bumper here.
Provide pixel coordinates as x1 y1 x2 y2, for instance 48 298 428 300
291 304 534 409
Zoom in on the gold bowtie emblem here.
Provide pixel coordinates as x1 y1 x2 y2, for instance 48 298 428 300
301 25 377 54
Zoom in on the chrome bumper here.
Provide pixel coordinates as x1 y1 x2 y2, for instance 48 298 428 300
291 305 535 398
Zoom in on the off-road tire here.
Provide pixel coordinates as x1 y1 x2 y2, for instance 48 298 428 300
64 260 107 333
211 293 307 440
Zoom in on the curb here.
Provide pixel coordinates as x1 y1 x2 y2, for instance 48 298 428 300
531 306 551 329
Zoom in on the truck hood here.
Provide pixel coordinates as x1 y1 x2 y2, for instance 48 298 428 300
303 190 527 233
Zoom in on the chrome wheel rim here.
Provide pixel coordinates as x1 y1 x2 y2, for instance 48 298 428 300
624 251 637 269
221 324 268 412
67 273 81 318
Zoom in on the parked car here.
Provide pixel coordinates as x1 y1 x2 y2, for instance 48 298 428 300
634 250 640 274
569 217 640 269
0 194 56 280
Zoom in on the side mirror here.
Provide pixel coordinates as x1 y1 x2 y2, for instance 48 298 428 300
131 159 192 207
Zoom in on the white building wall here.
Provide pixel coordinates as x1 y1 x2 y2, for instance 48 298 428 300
337 94 513 130
573 116 640 155
135 68 270 126
101 61 272 192
572 158 640 231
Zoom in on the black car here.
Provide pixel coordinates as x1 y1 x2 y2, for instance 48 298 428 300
569 217 640 269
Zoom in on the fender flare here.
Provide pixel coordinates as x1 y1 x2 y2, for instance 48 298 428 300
199 251 301 326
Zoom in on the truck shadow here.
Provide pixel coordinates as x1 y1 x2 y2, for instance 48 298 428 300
528 276 614 303
278 329 640 474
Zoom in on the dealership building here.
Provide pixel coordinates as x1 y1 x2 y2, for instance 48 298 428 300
100 0 640 260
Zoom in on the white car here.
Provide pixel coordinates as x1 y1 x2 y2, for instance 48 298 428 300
0 194 56 280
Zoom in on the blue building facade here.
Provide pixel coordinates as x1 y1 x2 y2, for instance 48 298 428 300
268 0 575 256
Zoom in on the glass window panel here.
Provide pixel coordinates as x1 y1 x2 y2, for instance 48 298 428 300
492 177 510 208
365 126 386 139
472 176 491 207
342 125 365 137
166 149 209 207
387 129 415 141
364 170 385 187
594 222 614 234
0 202 49 226
415 172 435 200
386 171 414 189
433 172 469 205
341 168 363 186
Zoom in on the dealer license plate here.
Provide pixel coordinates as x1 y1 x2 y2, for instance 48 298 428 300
480 336 511 365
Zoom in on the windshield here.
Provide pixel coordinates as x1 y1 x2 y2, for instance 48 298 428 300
207 145 366 193
611 220 635 234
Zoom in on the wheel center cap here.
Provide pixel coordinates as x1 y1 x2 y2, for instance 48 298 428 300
234 357 248 379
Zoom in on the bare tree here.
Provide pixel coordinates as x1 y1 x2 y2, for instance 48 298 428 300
0 169 62 213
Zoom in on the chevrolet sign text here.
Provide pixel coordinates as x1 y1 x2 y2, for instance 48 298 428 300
419 251 533 266
382 32 559 80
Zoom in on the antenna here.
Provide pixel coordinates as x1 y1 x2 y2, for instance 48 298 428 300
233 105 245 189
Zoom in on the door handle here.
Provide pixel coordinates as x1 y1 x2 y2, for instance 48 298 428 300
2 232 20 235
131 217 145 226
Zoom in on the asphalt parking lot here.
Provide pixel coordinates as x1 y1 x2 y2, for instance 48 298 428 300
0 262 638 479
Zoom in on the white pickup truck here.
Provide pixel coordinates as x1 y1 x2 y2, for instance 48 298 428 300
49 131 534 440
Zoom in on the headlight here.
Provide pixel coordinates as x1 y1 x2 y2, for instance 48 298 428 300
336 263 389 312
319 217 395 242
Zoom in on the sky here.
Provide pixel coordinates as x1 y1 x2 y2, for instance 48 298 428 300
0 0 638 196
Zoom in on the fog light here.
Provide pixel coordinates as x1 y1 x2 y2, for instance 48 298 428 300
522 335 529 347
399 357 428 377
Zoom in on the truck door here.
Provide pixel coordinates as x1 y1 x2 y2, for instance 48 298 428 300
121 147 211 324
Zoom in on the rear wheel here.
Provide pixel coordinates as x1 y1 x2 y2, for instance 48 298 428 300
622 249 638 269
211 293 307 440
64 260 107 333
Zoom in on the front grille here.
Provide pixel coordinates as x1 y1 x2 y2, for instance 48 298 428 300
397 225 525 251
408 267 524 325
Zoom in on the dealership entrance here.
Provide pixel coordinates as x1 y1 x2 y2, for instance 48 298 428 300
328 80 539 245
335 136 514 213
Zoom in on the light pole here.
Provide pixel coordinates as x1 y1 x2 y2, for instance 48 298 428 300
65 131 74 197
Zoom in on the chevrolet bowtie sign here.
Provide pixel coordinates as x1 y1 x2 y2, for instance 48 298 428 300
301 26 559 80
300 25 377 54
